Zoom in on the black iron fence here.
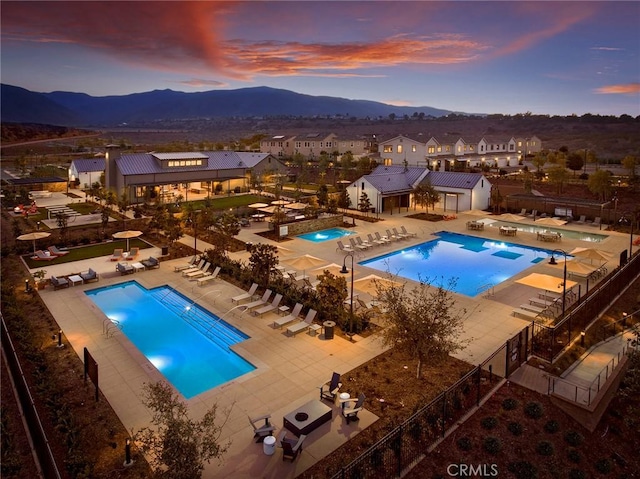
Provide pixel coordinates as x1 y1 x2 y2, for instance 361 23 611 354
531 251 640 362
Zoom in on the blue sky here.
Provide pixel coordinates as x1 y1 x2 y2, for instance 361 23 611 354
2 1 639 116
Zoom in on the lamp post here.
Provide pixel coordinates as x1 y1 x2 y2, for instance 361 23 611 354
340 251 355 341
548 249 569 336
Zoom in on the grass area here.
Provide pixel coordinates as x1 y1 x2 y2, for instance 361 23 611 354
22 238 151 269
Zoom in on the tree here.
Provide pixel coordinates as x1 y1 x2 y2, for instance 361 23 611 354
341 151 354 171
377 277 467 378
314 271 348 329
316 184 329 208
211 212 240 256
588 169 612 200
337 189 351 211
134 381 230 479
358 191 372 215
567 153 584 177
547 165 570 194
531 153 547 177
56 212 69 245
622 155 637 180
248 243 278 287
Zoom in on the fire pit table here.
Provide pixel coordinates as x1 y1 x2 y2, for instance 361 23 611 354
283 400 332 436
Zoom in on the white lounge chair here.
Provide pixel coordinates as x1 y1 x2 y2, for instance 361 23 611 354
196 266 221 286
349 237 368 251
174 256 198 272
375 232 391 244
272 303 303 329
368 233 385 246
180 259 205 275
400 226 417 238
286 309 317 336
242 289 272 312
337 240 354 253
232 283 258 303
185 262 210 278
253 293 282 317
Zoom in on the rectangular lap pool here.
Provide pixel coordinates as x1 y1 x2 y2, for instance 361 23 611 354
85 281 255 399
297 227 354 242
360 231 561 297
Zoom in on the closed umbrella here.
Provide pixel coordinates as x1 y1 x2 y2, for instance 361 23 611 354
112 230 143 251
17 231 51 255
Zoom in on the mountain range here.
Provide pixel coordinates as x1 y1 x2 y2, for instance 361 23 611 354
1 84 454 127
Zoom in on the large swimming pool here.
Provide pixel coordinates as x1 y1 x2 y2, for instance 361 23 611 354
85 281 255 399
298 227 354 242
360 232 560 297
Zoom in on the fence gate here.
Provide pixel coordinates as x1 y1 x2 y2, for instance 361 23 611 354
506 324 531 377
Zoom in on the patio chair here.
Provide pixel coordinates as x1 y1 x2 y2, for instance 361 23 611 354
180 259 205 276
368 233 385 246
253 293 282 317
356 236 373 249
51 275 69 290
248 414 276 443
303 278 320 291
385 229 400 241
47 245 69 256
575 215 586 224
286 309 317 336
116 262 134 275
319 372 342 402
34 250 56 261
174 256 198 272
196 266 221 286
340 393 366 424
242 289 272 313
590 217 601 227
527 209 538 219
184 262 210 278
400 225 418 238
126 247 139 260
336 240 354 253
279 432 306 462
519 208 527 216
79 268 99 283
141 257 160 269
232 283 259 303
349 237 368 251
110 248 123 261
272 303 303 329
375 232 391 244
393 227 409 239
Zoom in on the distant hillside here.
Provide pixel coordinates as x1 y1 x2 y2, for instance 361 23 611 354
1 84 453 127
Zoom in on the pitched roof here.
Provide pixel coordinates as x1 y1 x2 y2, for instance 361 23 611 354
424 171 485 189
364 165 428 193
115 151 270 175
72 158 105 173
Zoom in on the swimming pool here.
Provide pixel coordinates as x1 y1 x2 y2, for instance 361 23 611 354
297 227 355 242
360 232 560 297
85 281 255 399
486 220 607 243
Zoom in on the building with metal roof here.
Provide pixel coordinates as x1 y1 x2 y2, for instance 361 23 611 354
69 158 106 189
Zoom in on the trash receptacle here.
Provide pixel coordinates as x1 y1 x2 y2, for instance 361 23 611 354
323 321 335 340
161 246 169 256
246 242 253 251
263 435 276 456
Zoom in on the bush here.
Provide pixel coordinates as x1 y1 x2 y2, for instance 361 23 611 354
481 416 498 430
507 461 538 479
565 431 584 447
524 401 544 419
456 437 472 451
544 420 559 433
482 436 502 455
569 469 586 479
508 421 523 436
595 458 612 474
502 398 518 410
579 173 589 180
536 440 554 456
568 448 582 463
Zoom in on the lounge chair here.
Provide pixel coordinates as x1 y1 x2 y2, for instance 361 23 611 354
110 248 123 261
51 275 69 290
400 225 417 238
80 268 99 283
180 259 206 276
248 414 276 443
527 209 538 219
519 208 527 216
126 247 139 260
385 229 400 241
279 431 306 462
340 393 366 424
319 372 342 402
590 217 602 227
184 262 210 278
232 283 259 304
47 245 69 256
196 266 221 286
141 257 160 269
356 236 373 249
368 233 385 246
34 250 56 261
242 289 272 312
349 237 368 251
272 303 303 329
174 256 197 272
253 293 282 317
393 227 409 239
375 232 391 244
116 262 134 275
303 278 320 291
336 240 354 253
575 215 586 224
286 309 317 336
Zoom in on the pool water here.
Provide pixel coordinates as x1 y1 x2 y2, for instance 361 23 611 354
297 227 355 242
85 281 255 399
487 221 607 243
360 232 559 297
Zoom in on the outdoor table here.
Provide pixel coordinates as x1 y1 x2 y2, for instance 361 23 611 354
339 392 351 410
67 275 83 286
283 400 332 436
278 305 290 316
131 262 145 272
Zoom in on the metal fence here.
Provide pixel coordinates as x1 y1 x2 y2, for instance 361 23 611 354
329 338 516 479
531 251 640 363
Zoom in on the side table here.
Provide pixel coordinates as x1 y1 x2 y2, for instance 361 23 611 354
263 435 276 456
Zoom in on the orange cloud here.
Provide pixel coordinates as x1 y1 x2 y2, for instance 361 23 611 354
594 83 640 95
176 79 229 88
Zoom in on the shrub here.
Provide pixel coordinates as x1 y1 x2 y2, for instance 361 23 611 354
565 431 584 447
536 440 554 456
544 420 559 433
524 402 544 419
456 437 472 451
482 436 502 455
595 458 612 474
568 448 582 463
481 416 498 430
507 461 538 479
508 421 523 436
502 398 518 411
569 469 586 479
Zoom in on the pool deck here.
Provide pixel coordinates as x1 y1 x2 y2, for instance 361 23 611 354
31 209 633 478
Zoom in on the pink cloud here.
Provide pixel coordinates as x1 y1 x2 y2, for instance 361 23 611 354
594 83 640 95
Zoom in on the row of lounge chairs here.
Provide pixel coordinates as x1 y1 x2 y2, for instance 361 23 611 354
33 245 70 261
172 257 221 286
337 227 417 253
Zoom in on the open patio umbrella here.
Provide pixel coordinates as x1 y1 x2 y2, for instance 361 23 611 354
549 259 598 277
516 273 577 292
465 209 491 216
112 230 143 251
353 274 404 297
248 202 269 209
535 217 567 226
311 263 345 276
258 206 278 214
271 199 290 206
499 213 525 221
569 247 613 264
17 231 51 255
285 202 308 210
283 254 328 271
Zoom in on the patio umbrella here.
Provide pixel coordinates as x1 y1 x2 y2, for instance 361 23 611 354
112 230 143 251
271 199 290 206
353 274 403 297
569 247 613 264
17 231 51 255
549 260 598 276
499 213 525 221
248 202 269 209
258 206 278 214
535 217 567 226
285 202 308 210
516 273 577 292
311 263 345 276
465 209 491 216
283 254 328 271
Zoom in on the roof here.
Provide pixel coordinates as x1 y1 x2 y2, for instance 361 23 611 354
152 152 208 160
424 171 485 189
71 158 105 173
363 165 428 194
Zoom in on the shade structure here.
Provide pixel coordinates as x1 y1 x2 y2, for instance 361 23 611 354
311 263 345 277
248 202 269 209
112 230 143 251
499 213 525 221
549 259 598 277
535 217 567 226
285 202 308 210
17 231 51 254
569 247 613 264
283 254 328 271
258 206 278 214
516 273 577 292
271 200 290 206
353 274 403 297
465 209 490 216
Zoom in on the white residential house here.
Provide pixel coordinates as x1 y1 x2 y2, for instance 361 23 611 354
422 171 492 212
379 134 429 166
260 135 295 158
69 157 105 188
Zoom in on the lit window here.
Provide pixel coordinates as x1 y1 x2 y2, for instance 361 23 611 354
428 146 435 154
445 146 451 152
412 145 416 152
437 146 442 153
383 145 393 153
168 161 175 167
397 145 403 153
470 145 474 151
384 158 393 166
180 161 186 166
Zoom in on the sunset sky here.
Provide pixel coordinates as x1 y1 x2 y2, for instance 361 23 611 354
2 1 639 116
